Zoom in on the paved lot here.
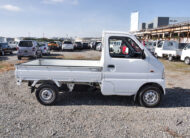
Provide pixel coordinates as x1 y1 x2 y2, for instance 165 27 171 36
0 50 190 137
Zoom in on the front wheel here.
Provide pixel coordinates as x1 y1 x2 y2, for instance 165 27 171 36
184 57 190 65
138 86 162 107
36 84 58 105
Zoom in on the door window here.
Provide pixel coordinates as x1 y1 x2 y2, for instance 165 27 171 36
109 36 142 58
157 41 163 48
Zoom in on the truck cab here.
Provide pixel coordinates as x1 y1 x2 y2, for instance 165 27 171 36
15 31 165 107
181 44 190 64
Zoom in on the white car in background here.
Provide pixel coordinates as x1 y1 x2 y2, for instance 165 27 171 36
154 40 182 61
62 41 74 51
181 44 190 64
39 42 50 55
145 40 158 53
8 41 19 50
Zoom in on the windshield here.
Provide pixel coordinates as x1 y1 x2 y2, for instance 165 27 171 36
19 41 33 47
179 43 188 49
49 42 56 44
75 42 82 45
64 41 72 44
157 41 163 48
39 43 46 47
0 43 8 47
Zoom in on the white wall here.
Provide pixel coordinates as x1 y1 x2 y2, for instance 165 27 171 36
130 12 139 32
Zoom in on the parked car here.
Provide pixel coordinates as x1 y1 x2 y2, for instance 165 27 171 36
17 40 42 60
0 43 13 56
15 31 165 107
154 40 182 61
39 42 50 55
181 44 190 64
62 41 74 51
48 41 61 51
89 41 95 49
93 41 101 50
74 42 83 50
96 43 102 51
8 41 19 51
82 43 89 49
145 40 159 53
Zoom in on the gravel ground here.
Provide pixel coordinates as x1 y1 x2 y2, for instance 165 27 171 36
0 51 190 137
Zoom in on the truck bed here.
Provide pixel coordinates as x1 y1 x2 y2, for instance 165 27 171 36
15 59 103 83
161 49 182 56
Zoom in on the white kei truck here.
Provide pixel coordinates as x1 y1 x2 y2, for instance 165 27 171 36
15 31 165 107
154 40 182 61
181 44 190 65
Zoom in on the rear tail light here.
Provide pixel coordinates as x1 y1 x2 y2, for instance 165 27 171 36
44 47 46 50
16 47 19 51
32 47 36 51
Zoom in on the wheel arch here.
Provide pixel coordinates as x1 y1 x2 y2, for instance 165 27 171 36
31 80 61 88
134 82 164 101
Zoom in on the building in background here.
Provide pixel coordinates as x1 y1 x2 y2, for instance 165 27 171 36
130 11 139 32
140 23 146 30
141 17 190 30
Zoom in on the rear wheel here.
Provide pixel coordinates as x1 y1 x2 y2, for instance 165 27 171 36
36 84 58 105
168 55 173 61
184 57 190 65
138 85 162 107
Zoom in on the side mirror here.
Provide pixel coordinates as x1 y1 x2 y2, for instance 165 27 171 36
141 49 146 59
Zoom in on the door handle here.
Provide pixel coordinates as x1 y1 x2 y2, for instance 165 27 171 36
108 65 115 68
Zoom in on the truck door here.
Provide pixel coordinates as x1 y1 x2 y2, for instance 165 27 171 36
102 35 150 96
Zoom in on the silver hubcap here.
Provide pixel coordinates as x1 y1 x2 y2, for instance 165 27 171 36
40 88 54 103
143 90 159 105
185 58 189 64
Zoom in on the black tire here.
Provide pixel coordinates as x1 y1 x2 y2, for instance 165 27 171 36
18 56 21 60
10 51 13 55
168 56 173 61
39 53 42 58
184 57 190 65
154 53 158 58
36 84 58 105
138 85 162 108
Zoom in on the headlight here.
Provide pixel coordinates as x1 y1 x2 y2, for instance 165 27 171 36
162 69 165 79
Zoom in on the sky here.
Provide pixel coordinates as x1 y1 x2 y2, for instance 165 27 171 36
0 0 190 38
